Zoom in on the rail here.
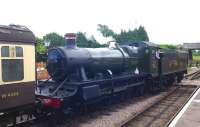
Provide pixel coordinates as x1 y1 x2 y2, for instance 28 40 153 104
120 85 198 127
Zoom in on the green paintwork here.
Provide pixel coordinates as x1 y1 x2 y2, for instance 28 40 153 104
160 49 188 75
138 46 159 77
130 41 188 77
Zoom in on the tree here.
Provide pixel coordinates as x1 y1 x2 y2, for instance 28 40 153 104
36 37 46 54
97 24 149 44
35 37 47 62
97 24 116 38
43 32 65 48
76 32 102 48
36 32 103 61
76 32 89 47
159 44 177 49
136 26 149 41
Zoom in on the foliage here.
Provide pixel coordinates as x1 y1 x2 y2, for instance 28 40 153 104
97 24 149 44
97 24 116 38
36 53 47 62
193 55 200 61
192 50 200 56
159 44 177 49
35 37 47 62
43 32 65 48
36 37 46 54
76 32 102 48
40 31 104 48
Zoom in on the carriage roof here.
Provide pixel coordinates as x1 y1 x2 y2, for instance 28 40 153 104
0 25 35 44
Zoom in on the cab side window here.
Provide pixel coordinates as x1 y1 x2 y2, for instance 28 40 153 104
151 49 156 56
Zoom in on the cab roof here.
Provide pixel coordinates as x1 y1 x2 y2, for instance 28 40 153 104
121 40 159 48
0 24 35 44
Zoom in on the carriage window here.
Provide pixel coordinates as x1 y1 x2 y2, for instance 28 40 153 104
2 59 24 82
16 47 23 57
1 46 9 57
152 49 156 54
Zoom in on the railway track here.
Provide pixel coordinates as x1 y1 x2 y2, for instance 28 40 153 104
10 84 199 127
185 69 200 80
12 87 179 127
120 85 198 127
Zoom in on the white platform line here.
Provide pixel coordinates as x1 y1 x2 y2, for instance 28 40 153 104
168 88 200 127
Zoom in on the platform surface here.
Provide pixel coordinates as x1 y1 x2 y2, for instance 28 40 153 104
169 80 200 127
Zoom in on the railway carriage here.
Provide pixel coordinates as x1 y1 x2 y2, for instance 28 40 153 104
0 25 36 123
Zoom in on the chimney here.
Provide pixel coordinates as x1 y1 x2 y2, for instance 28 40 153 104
64 33 77 48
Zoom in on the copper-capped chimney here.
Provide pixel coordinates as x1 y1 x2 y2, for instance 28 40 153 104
64 33 77 48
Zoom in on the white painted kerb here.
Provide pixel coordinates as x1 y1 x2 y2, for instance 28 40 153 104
168 88 200 127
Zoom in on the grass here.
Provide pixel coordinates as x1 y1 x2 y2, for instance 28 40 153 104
193 55 200 62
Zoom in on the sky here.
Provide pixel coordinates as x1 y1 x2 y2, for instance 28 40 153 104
0 0 200 44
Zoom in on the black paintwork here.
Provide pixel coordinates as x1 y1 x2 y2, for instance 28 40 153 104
47 46 138 81
0 25 35 43
36 41 188 112
36 73 145 110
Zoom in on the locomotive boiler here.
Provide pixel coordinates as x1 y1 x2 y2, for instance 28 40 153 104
47 45 138 82
47 34 138 82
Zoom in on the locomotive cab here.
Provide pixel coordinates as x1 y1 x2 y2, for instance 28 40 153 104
122 41 160 77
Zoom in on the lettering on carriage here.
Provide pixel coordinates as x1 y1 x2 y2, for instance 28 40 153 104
1 92 19 99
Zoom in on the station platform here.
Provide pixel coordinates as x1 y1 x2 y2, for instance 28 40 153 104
169 80 200 127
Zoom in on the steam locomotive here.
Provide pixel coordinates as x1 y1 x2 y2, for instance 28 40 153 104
0 25 188 125
35 33 188 114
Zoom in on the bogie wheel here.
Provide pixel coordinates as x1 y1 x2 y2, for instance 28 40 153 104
137 84 145 96
177 74 183 83
0 115 16 127
33 100 49 121
33 107 49 121
173 76 178 85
